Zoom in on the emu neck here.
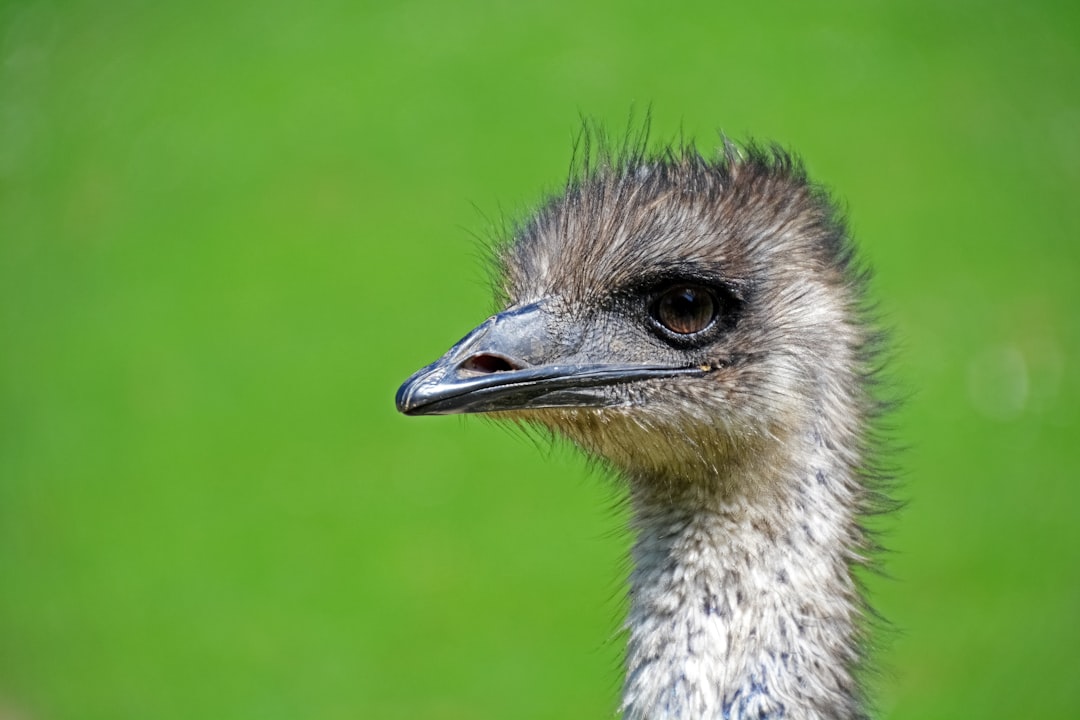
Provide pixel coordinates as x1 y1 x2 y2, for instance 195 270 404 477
620 434 866 720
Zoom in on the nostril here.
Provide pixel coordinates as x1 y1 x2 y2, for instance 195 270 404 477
460 353 521 374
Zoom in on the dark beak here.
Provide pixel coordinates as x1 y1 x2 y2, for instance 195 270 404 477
396 304 705 416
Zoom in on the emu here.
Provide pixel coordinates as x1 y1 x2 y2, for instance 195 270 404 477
396 131 889 720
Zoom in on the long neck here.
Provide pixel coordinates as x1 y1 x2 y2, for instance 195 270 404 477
619 430 868 720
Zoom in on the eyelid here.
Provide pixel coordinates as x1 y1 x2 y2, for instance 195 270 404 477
617 271 746 302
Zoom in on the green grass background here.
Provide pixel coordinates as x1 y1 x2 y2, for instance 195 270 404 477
1 1 1078 718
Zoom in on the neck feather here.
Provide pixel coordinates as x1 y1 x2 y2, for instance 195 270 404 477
620 429 868 720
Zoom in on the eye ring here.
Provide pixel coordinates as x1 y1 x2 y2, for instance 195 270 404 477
650 285 717 336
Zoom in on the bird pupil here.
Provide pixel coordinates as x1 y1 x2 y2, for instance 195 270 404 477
656 285 715 335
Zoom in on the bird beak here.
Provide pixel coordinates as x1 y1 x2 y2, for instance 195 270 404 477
397 304 704 416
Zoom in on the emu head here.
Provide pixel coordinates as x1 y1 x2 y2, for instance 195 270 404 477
397 144 866 493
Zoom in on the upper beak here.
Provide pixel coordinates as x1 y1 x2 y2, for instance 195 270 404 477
396 303 705 416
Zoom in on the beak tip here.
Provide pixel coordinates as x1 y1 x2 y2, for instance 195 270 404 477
394 383 411 415
395 369 429 415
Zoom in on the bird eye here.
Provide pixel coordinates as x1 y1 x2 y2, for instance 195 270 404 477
652 285 717 335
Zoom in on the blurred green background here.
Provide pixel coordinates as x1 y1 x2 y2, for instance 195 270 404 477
1 1 1077 718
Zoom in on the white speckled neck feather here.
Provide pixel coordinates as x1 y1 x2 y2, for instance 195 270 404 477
621 427 867 720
